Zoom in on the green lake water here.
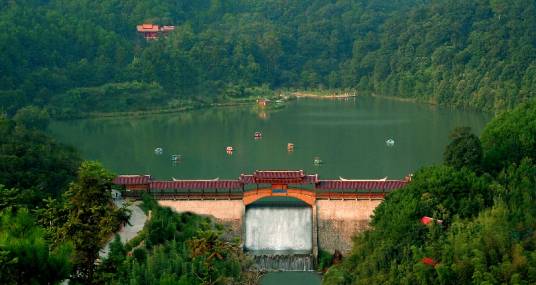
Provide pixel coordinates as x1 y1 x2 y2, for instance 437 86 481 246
49 97 490 285
50 97 489 181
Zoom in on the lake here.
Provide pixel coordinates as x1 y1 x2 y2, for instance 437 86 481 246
49 96 490 285
50 97 489 181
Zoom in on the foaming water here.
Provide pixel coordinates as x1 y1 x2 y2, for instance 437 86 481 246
245 204 313 271
253 254 314 271
245 206 312 251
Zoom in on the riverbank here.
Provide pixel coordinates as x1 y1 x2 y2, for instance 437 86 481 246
58 94 296 120
369 93 437 105
291 91 357 99
57 98 259 120
50 89 360 120
51 89 466 121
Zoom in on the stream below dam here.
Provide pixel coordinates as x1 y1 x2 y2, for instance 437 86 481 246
50 96 490 284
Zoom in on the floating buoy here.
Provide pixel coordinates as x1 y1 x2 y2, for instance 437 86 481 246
154 147 163 155
385 138 395 146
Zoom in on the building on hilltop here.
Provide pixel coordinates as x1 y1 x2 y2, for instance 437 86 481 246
136 24 175 40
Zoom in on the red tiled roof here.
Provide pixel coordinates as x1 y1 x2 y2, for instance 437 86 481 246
315 180 408 190
254 170 304 179
150 180 242 190
137 24 159 32
303 174 319 184
253 170 306 183
240 174 255 184
113 175 151 185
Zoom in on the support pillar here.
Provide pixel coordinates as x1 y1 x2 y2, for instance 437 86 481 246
312 202 318 261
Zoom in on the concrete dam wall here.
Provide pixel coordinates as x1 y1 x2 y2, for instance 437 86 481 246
316 200 382 254
158 200 244 237
158 198 381 260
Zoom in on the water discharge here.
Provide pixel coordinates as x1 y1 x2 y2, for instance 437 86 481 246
245 202 313 271
245 206 312 252
253 254 314 271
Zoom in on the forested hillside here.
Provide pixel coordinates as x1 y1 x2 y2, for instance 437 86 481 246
1 0 535 116
323 101 536 284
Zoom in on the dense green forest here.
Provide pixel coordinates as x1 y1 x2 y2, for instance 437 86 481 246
1 0 535 117
323 101 536 284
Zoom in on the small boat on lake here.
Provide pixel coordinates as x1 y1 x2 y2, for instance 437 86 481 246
287 143 294 152
254 132 262 139
385 139 395 146
154 147 163 155
170 154 182 161
313 157 323 165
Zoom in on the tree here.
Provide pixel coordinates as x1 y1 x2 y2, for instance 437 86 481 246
0 209 73 284
481 100 536 172
443 126 483 171
0 116 81 198
12 105 50 130
99 234 126 275
50 161 130 283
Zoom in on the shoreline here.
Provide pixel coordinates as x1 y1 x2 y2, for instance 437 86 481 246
57 100 257 120
369 93 437 105
51 90 473 121
291 91 357 99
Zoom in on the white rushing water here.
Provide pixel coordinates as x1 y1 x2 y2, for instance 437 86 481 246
245 206 312 252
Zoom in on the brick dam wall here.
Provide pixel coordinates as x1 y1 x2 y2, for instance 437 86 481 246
316 200 382 254
158 200 244 238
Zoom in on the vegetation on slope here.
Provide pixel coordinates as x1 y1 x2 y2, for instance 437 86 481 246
1 0 534 117
0 112 80 199
324 101 536 284
98 196 253 285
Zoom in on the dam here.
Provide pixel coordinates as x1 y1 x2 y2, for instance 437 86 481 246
114 170 409 270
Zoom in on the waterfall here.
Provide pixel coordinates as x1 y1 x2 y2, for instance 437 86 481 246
252 254 314 271
244 203 314 271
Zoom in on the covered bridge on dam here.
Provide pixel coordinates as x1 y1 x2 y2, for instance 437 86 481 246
112 170 410 204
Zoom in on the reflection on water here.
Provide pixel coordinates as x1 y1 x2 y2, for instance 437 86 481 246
49 97 490 180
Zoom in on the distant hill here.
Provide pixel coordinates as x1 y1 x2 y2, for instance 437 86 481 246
0 0 534 116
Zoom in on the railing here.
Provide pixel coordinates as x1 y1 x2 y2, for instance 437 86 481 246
121 188 394 201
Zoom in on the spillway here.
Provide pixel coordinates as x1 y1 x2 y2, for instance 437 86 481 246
244 202 313 271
